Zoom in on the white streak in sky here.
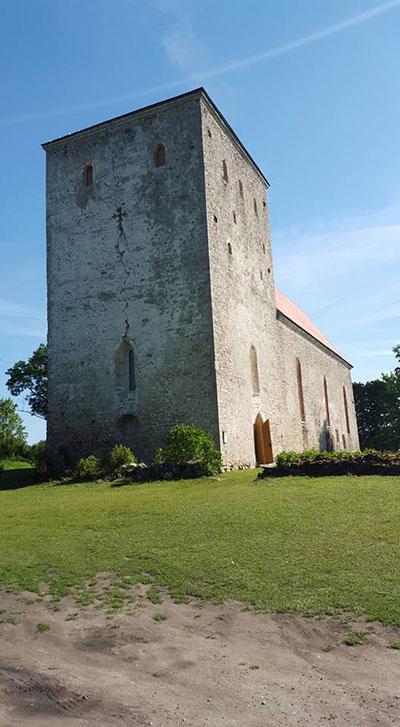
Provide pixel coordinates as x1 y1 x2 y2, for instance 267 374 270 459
1 0 399 125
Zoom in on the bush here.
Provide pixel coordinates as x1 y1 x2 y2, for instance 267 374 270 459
107 444 137 473
35 448 64 480
157 424 222 476
261 449 400 478
74 455 100 481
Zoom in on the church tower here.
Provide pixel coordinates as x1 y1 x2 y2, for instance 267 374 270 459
43 88 358 467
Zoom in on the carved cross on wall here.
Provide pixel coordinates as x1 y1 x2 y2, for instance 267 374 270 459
112 206 127 235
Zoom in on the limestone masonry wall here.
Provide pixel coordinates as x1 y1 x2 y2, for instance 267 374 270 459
274 316 359 455
46 93 219 464
45 89 359 468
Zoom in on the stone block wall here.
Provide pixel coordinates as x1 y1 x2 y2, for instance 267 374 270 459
45 93 219 464
273 315 359 455
201 97 280 468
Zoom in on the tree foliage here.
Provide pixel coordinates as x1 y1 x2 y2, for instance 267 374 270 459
353 345 400 451
0 398 27 458
157 424 222 476
6 343 47 419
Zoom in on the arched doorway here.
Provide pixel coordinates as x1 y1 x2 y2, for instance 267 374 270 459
117 414 139 449
254 414 273 465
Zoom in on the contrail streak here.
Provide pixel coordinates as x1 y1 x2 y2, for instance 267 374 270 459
1 0 399 127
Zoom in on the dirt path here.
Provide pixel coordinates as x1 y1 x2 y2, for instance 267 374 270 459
0 585 399 726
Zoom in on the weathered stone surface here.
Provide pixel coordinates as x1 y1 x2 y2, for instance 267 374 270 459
43 89 359 469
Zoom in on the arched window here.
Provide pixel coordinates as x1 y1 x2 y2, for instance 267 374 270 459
343 386 350 433
250 345 260 395
128 349 136 391
155 145 165 167
296 358 306 422
222 159 228 182
85 164 93 186
323 376 331 427
115 340 136 392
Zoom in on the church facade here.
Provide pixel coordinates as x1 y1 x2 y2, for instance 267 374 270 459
43 88 359 468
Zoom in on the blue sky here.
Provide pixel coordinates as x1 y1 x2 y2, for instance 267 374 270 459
1 0 399 444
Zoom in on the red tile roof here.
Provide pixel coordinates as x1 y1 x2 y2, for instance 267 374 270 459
275 289 351 366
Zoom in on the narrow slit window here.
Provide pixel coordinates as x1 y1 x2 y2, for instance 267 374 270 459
323 376 331 427
227 242 232 255
128 349 136 391
254 198 258 217
342 434 347 449
250 345 260 395
222 159 228 182
239 179 244 198
233 210 237 224
155 145 165 167
343 386 350 434
85 164 93 186
296 358 306 422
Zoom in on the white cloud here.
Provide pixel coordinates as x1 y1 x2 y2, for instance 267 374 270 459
0 298 45 320
273 204 400 381
154 0 209 78
2 0 399 125
0 299 46 338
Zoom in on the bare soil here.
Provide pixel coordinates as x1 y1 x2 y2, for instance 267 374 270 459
0 583 399 726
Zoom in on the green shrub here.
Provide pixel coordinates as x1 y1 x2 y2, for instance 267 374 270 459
29 440 46 466
74 455 100 481
107 444 137 473
157 424 222 476
264 448 400 478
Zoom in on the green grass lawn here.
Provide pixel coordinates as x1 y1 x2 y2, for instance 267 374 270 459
1 465 400 623
0 459 34 470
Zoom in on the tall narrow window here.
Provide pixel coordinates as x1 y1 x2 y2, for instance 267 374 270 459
250 345 260 395
342 434 347 449
155 145 165 167
85 164 93 186
296 358 306 422
128 349 136 391
116 340 136 393
239 179 244 198
343 386 350 434
254 198 258 217
233 210 237 224
323 376 331 427
222 159 228 182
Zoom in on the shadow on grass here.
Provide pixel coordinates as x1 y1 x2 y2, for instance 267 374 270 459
0 468 40 491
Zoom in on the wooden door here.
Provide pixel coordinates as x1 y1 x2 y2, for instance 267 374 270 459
254 414 265 465
262 419 273 463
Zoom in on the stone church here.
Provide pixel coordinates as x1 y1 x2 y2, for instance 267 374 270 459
43 88 359 468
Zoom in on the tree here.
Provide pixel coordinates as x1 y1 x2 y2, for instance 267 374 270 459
353 345 400 451
0 398 27 458
5 343 47 419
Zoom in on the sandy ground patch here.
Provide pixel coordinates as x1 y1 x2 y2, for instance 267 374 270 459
0 584 399 726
